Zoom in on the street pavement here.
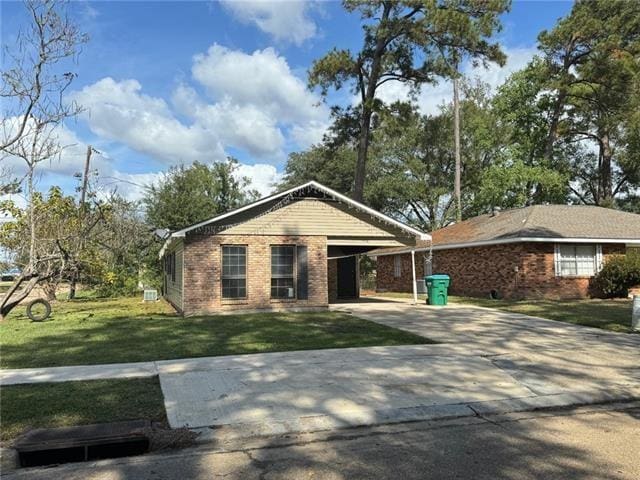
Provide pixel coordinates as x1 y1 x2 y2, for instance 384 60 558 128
6 402 640 480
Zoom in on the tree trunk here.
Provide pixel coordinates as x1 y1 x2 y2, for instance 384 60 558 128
599 132 613 206
354 107 372 202
453 75 462 222
353 2 392 202
543 89 567 164
0 272 40 320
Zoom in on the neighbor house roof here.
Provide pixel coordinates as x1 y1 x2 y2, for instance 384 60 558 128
370 205 640 256
159 181 430 258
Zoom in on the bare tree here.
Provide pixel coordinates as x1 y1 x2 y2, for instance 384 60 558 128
1 0 87 151
0 0 87 319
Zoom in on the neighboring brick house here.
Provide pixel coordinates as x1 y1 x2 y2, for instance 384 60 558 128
372 205 640 300
160 181 428 315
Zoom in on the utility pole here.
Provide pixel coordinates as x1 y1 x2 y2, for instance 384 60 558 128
453 65 462 222
69 145 93 299
80 145 92 207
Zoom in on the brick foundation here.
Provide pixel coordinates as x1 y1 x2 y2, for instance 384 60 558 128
182 234 328 315
376 242 625 300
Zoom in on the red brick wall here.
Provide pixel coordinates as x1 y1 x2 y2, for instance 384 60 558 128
376 242 626 300
327 258 338 303
376 253 427 292
182 233 328 315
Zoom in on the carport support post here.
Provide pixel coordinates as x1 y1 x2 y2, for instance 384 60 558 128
411 250 418 305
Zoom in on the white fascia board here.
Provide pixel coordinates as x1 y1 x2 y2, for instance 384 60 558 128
166 180 429 242
371 237 640 257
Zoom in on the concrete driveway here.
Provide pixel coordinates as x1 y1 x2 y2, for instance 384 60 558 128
157 299 640 437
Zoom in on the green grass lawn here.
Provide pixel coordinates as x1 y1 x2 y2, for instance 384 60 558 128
1 377 166 442
0 296 434 369
450 296 635 333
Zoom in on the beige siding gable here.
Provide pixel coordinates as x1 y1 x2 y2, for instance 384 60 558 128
221 198 409 239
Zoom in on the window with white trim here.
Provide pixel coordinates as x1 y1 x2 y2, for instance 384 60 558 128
554 244 601 277
424 256 433 277
222 246 247 299
271 245 296 299
393 255 402 278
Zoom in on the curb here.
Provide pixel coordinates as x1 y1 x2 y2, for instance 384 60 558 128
190 387 640 446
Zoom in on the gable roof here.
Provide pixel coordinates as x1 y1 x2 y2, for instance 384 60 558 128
370 205 640 256
160 181 429 257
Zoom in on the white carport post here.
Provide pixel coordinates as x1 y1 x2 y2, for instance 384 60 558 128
411 249 418 305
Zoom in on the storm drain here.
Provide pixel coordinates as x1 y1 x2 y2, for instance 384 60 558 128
14 420 151 468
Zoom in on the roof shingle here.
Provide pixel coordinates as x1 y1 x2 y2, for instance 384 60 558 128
370 205 640 256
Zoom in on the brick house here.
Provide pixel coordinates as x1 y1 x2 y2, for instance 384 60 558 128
372 205 640 300
159 181 429 315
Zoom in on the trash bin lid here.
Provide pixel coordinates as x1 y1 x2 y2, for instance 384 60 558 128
426 274 450 280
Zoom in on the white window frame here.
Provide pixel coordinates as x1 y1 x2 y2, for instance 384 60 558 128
424 256 433 277
393 254 402 278
554 243 602 277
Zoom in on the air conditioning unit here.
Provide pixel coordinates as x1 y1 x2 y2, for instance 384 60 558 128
143 289 158 302
416 279 427 294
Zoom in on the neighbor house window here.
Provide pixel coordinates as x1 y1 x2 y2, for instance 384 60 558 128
271 245 295 299
554 244 602 277
393 255 402 278
424 256 433 277
222 246 247 299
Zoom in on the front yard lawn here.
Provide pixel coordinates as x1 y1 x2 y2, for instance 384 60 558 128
450 296 635 333
0 296 434 369
1 377 166 442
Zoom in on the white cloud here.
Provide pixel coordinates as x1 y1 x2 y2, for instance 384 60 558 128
72 45 329 163
220 0 318 45
234 163 281 196
375 47 538 115
72 78 225 165
192 44 325 123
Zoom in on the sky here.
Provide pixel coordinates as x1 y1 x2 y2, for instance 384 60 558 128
0 0 574 206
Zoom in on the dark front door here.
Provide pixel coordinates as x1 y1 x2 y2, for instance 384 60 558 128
337 256 357 298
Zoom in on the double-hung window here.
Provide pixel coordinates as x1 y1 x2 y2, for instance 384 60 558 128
222 246 247 299
555 244 601 277
271 245 295 299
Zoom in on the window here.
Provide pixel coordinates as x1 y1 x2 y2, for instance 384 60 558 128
555 244 600 277
424 256 433 277
393 255 402 278
222 246 247 299
271 245 295 299
171 252 176 283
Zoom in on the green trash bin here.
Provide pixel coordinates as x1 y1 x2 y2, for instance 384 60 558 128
425 274 450 306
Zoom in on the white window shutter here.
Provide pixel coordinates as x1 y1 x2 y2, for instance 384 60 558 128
596 244 603 272
554 244 561 277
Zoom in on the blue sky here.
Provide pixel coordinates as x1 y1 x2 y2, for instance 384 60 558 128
1 0 573 201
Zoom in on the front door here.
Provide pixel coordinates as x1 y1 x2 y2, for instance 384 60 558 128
337 256 357 298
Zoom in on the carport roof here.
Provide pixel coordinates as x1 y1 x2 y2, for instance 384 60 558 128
370 204 640 256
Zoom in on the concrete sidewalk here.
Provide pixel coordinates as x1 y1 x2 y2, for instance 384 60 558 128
2 301 639 440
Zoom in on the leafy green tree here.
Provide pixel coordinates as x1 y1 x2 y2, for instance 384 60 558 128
309 0 509 202
515 0 640 206
144 158 258 231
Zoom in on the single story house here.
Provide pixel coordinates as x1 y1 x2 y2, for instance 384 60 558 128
372 205 640 300
159 181 429 315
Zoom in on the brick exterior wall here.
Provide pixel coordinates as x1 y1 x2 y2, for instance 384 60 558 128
376 253 427 292
376 242 626 300
327 258 338 303
181 234 328 315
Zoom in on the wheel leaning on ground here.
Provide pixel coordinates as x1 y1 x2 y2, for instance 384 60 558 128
26 298 52 322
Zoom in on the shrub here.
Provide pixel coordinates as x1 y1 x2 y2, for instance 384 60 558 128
593 254 640 298
95 269 140 298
